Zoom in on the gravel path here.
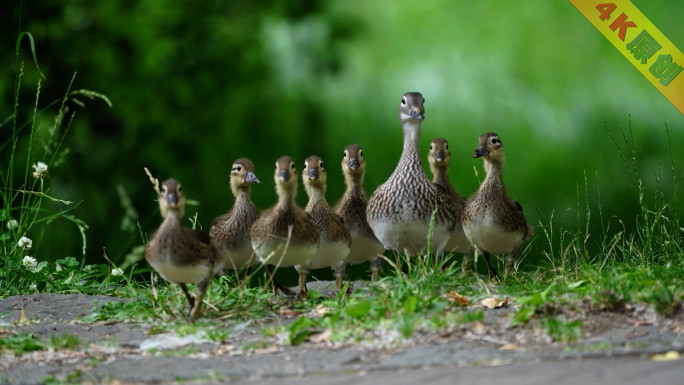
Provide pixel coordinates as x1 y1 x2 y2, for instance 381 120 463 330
0 291 682 384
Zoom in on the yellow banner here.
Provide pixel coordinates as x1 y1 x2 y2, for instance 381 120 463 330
569 0 684 115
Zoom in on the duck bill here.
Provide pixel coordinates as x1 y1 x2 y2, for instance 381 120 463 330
246 172 260 183
348 158 360 170
308 167 319 180
433 150 445 162
166 193 178 206
473 146 488 158
278 170 290 182
409 106 424 121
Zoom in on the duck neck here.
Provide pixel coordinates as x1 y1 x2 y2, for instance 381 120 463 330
398 120 425 174
344 171 364 194
160 210 181 231
233 189 252 212
305 185 327 210
482 155 506 191
276 183 296 211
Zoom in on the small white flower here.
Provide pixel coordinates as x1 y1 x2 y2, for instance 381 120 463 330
22 256 37 270
29 283 38 292
18 236 33 249
83 265 92 272
32 162 48 179
111 267 124 276
7 219 18 230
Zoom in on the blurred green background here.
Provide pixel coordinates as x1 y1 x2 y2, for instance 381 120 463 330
1 0 682 276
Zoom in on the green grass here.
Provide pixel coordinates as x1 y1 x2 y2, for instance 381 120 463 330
1 32 113 298
2 33 682 352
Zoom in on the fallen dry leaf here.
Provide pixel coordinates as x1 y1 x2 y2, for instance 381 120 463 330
499 344 518 350
480 296 508 309
279 309 300 317
19 307 27 323
446 291 470 306
308 329 332 344
652 351 680 361
315 304 328 316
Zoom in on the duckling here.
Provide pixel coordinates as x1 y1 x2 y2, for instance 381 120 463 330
250 156 319 298
333 144 385 281
427 138 472 266
210 158 260 273
302 155 351 290
461 132 533 277
145 178 216 322
366 92 459 256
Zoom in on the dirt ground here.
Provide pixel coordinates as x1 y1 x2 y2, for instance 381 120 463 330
0 288 682 385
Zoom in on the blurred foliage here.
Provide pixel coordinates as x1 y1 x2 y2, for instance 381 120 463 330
1 0 682 276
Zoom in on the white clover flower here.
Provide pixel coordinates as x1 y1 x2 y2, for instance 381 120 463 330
111 267 124 276
32 162 48 179
22 256 37 270
7 219 18 230
18 236 33 249
29 283 38 292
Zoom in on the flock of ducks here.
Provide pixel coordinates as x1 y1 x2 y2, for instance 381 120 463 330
144 91 533 321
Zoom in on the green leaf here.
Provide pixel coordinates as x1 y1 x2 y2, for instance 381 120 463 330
15 32 46 79
30 261 48 273
511 305 536 326
403 295 417 314
345 300 371 319
288 317 322 346
567 280 586 289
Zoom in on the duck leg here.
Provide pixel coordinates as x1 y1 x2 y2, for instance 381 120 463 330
334 262 346 290
188 277 210 322
481 250 500 279
504 247 520 277
297 267 309 299
461 247 474 274
179 283 195 310
370 255 383 282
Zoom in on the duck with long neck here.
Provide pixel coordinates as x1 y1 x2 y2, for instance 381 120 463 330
462 132 532 277
366 92 458 256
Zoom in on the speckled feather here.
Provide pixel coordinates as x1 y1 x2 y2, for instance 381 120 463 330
462 132 531 254
366 93 459 254
209 158 260 269
250 156 319 267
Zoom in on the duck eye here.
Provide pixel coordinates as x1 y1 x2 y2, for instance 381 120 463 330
319 161 324 168
291 162 296 169
445 144 449 150
429 144 433 150
359 150 363 158
236 166 242 171
401 97 406 105
343 151 347 158
422 97 425 104
178 186 182 192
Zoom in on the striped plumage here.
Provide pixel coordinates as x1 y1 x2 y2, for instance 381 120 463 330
462 132 533 277
366 92 459 256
